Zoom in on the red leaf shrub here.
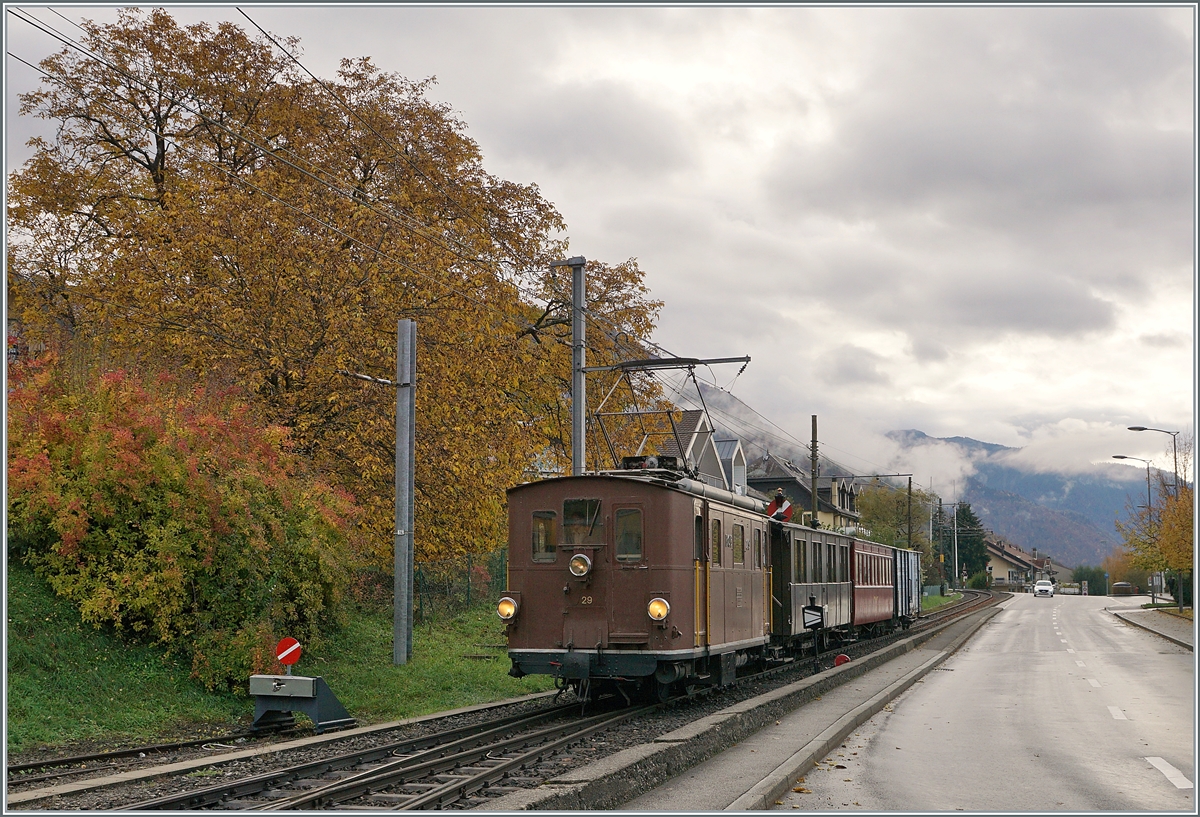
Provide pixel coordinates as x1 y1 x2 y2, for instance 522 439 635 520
7 354 367 691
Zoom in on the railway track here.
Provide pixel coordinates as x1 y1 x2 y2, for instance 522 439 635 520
6 729 297 786
9 594 998 811
121 701 645 811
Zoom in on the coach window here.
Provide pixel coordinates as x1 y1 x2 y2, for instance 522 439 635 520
732 524 745 565
794 539 806 583
532 511 556 562
840 545 849 582
754 528 762 569
827 543 836 582
711 519 722 566
813 541 823 583
615 508 643 562
563 499 604 545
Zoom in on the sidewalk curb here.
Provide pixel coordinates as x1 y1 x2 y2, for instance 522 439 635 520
1110 610 1194 651
481 604 1000 811
727 605 1000 811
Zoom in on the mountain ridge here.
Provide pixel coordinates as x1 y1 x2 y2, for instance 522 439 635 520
887 429 1142 568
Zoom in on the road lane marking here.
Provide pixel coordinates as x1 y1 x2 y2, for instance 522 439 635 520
1061 639 1068 643
1087 678 1101 687
1076 661 1086 667
1146 757 1194 789
1067 648 1075 653
1108 706 1127 720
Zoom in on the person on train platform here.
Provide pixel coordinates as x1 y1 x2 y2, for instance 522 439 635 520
767 488 793 522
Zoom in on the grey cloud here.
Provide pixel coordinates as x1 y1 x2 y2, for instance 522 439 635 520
937 273 1115 336
1138 331 1189 349
762 8 1192 270
908 336 950 363
815 344 892 387
484 79 695 177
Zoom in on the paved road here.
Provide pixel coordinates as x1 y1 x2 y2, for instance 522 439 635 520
777 595 1194 812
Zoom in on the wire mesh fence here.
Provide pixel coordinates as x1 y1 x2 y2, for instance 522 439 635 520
412 550 508 623
347 550 508 623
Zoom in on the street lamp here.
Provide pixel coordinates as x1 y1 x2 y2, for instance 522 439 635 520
1112 455 1153 508
1128 427 1185 612
1128 427 1180 497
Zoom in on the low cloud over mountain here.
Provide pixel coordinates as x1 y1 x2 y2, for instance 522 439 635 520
888 430 1153 568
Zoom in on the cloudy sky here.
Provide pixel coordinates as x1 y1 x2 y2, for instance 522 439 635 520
5 4 1195 492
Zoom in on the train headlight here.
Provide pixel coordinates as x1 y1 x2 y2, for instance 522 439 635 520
568 553 592 578
497 596 518 621
647 597 670 621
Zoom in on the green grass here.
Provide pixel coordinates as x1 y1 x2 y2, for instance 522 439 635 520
921 592 962 611
5 563 553 755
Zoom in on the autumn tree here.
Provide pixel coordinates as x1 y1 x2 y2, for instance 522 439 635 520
9 9 664 570
856 481 936 584
1114 434 1193 605
1101 546 1149 593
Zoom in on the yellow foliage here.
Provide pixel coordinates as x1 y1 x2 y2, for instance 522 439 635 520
9 9 664 569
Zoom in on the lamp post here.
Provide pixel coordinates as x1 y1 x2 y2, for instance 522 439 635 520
1128 426 1185 612
1128 427 1180 497
1112 455 1153 508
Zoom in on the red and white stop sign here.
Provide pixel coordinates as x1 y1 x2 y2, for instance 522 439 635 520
276 637 302 665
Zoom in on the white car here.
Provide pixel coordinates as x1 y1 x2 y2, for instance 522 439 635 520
1034 580 1054 597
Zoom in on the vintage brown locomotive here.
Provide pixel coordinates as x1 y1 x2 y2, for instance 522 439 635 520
496 453 921 701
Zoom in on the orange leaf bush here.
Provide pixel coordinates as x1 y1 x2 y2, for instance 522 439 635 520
7 354 366 691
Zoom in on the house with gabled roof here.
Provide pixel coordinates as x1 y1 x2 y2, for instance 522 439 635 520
658 409 728 490
745 452 863 532
985 536 1035 590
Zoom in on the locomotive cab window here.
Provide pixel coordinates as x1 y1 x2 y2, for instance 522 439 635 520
563 499 604 545
615 508 643 562
694 515 705 561
532 511 556 562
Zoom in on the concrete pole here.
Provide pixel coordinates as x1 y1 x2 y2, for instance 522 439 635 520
810 415 819 528
907 476 913 551
570 257 587 475
394 319 416 664
952 503 959 589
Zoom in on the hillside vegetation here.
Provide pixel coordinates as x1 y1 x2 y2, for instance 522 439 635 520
6 563 553 755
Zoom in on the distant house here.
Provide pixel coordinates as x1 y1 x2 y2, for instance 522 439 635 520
985 537 1035 589
746 452 863 532
1030 554 1059 584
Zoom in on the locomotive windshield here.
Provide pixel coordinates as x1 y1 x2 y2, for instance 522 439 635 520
563 499 604 545
615 508 643 562
532 511 556 562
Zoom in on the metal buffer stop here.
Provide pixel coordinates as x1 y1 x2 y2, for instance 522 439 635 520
249 638 355 733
